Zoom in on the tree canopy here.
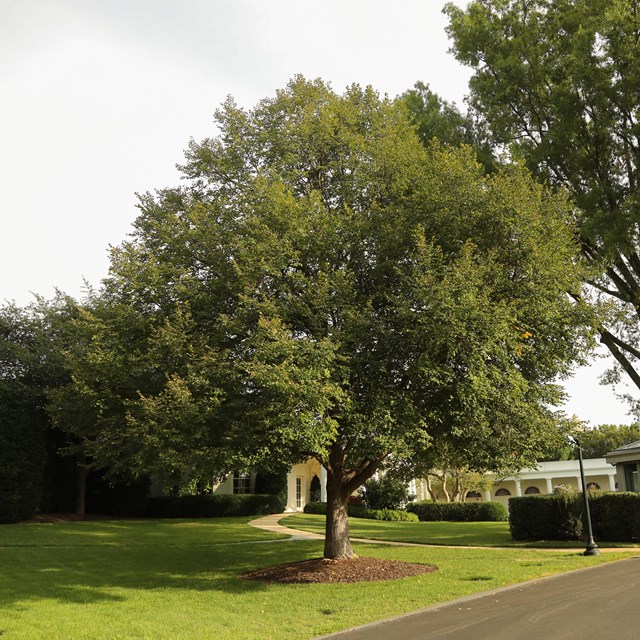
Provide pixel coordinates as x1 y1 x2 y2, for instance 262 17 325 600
402 80 496 172
55 77 596 557
446 0 640 407
0 295 78 521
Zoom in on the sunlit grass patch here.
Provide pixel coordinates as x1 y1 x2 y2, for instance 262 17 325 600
0 517 636 640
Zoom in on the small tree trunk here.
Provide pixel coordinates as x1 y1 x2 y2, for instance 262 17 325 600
324 475 355 559
75 454 88 516
426 475 439 502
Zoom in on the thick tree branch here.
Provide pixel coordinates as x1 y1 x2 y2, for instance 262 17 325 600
600 330 640 391
600 330 640 361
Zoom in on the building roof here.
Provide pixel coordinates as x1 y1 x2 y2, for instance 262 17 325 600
605 438 640 463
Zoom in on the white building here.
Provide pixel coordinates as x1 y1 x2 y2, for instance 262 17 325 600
211 457 619 512
605 439 640 492
412 458 617 509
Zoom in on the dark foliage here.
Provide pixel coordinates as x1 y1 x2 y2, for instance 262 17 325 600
361 476 414 510
508 495 583 541
407 501 507 522
146 493 285 518
0 399 46 523
509 492 640 542
309 475 322 503
303 502 418 522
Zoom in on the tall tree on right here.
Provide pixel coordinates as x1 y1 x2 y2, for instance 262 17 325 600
446 0 640 407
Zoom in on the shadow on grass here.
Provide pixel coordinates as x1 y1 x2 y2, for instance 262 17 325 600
0 539 325 608
3 518 285 548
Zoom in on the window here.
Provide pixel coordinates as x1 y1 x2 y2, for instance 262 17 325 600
586 482 600 491
624 464 639 492
525 486 540 495
495 488 511 497
296 477 303 509
467 491 481 499
233 471 251 494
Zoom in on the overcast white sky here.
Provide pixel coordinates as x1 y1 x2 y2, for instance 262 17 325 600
1 0 636 426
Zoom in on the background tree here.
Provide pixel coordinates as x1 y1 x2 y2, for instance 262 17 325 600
405 436 495 503
0 295 80 521
0 303 48 522
446 0 640 408
402 80 496 172
577 423 640 458
360 475 414 510
80 77 595 559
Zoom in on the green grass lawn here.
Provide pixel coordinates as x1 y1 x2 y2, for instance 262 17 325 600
0 517 636 640
282 514 640 548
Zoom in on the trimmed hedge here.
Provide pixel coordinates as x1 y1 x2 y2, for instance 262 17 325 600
0 397 46 524
509 492 640 542
590 492 640 541
407 501 508 522
508 494 582 541
146 493 285 518
303 502 419 522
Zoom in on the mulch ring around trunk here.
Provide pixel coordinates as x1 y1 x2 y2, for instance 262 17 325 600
240 557 437 584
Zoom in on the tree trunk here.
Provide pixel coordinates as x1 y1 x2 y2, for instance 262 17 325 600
322 440 384 559
323 471 355 559
75 454 88 516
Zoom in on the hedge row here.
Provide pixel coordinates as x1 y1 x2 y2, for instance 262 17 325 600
145 493 285 518
509 492 640 542
0 399 46 524
406 501 508 522
303 502 419 522
508 494 582 541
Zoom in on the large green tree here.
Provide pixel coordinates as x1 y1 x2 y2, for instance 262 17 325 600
73 77 594 558
0 295 80 521
446 0 640 408
402 80 496 172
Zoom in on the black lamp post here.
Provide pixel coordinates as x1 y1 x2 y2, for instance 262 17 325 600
574 439 600 556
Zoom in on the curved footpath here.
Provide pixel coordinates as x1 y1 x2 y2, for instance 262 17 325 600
248 513 640 551
249 513 432 546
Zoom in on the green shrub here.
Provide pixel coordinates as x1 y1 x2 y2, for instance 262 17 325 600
0 396 46 524
509 494 583 541
309 475 321 503
407 501 508 522
254 467 288 500
303 501 327 515
589 492 640 542
146 493 285 518
302 502 418 521
510 492 640 542
361 476 414 510
372 508 419 522
86 474 151 516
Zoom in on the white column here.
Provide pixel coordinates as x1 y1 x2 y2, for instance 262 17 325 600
576 476 583 491
320 466 327 502
545 478 553 494
483 489 491 502
515 480 522 497
608 474 616 491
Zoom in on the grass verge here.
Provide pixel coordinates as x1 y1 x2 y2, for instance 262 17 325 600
0 517 636 640
281 514 640 548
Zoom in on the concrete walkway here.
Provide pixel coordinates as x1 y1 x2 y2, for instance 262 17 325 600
314 556 640 640
249 513 640 552
249 514 441 546
249 513 325 540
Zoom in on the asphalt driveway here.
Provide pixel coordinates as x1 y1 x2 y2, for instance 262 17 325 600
316 556 640 640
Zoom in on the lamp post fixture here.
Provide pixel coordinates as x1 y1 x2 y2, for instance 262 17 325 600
575 440 600 556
